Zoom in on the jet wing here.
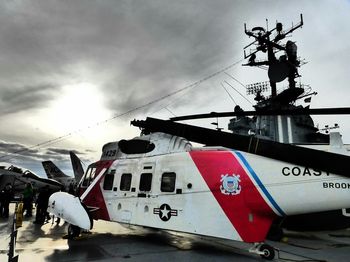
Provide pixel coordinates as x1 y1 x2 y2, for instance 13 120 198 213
0 169 63 192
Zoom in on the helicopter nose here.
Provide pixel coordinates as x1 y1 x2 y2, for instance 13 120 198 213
48 192 92 230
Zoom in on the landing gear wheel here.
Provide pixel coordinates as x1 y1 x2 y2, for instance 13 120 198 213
68 224 81 239
259 244 275 260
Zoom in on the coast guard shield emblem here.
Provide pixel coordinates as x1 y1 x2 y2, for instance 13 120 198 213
220 174 241 195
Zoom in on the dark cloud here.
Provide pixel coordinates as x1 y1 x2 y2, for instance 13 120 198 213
0 0 245 116
0 140 47 175
0 0 322 118
84 149 97 154
46 147 85 156
0 0 350 173
0 83 58 116
98 1 243 112
0 140 92 176
0 139 93 163
0 140 39 159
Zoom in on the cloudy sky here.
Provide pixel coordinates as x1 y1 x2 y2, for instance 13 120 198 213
0 0 349 177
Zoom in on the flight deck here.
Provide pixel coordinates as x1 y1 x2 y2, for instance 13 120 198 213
1 204 350 262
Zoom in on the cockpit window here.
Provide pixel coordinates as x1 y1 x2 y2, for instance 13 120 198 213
82 167 97 187
90 168 97 180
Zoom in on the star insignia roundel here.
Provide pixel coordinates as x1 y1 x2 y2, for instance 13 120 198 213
153 204 178 222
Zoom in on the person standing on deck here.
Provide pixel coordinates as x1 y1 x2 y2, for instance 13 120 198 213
22 183 34 217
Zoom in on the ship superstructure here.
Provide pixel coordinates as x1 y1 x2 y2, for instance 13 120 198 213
229 14 329 145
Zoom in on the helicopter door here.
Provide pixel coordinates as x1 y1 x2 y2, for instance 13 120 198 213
102 169 116 217
111 162 138 223
137 163 155 198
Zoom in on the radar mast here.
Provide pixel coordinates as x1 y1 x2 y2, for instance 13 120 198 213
228 14 328 144
243 14 303 97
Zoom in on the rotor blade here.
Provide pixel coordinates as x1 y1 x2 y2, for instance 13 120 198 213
170 107 350 121
131 117 350 178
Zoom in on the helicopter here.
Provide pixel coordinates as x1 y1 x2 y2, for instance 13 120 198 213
47 15 350 260
170 13 350 234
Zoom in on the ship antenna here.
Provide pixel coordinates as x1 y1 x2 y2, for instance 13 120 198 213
243 14 304 98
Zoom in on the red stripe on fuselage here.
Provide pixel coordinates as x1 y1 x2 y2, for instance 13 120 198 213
81 160 114 221
190 151 276 242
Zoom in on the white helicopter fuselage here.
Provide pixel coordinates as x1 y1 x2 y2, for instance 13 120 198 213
73 133 350 244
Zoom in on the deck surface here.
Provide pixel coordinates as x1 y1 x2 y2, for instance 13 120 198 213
1 204 350 261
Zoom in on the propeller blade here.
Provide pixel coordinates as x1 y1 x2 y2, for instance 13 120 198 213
170 107 350 121
131 117 350 178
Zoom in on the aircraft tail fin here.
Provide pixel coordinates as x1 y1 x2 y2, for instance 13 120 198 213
70 151 84 183
42 161 68 179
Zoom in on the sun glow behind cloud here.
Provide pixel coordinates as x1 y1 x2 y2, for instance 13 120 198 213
44 82 111 139
1 0 349 177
